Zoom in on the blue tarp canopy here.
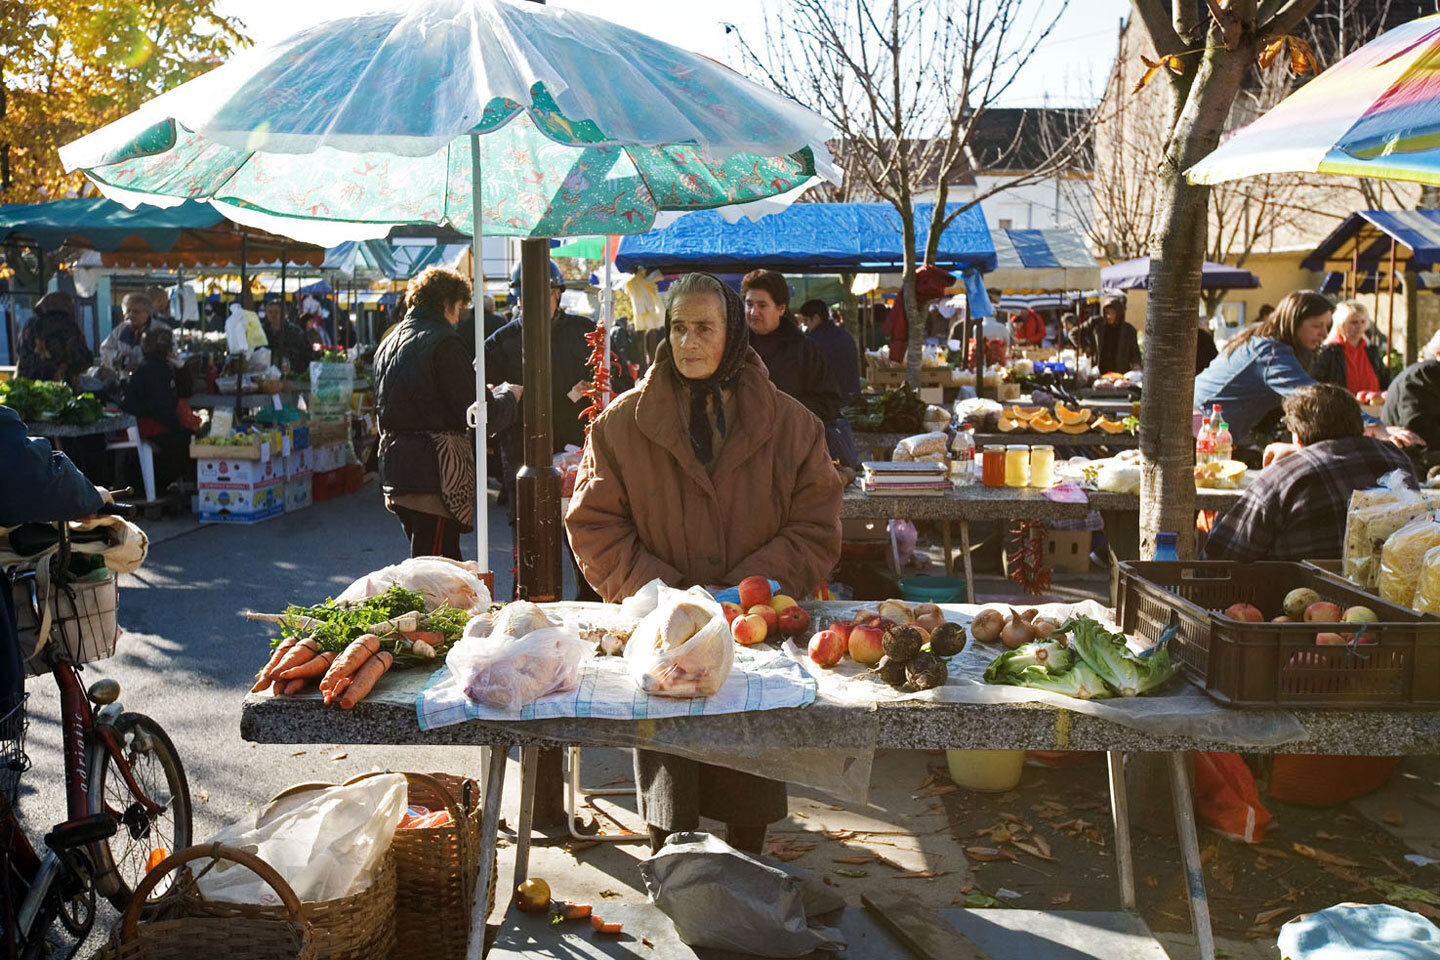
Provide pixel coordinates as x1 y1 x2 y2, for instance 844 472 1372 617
987 227 1100 290
614 202 997 274
1301 210 1440 271
1102 256 1260 291
323 239 468 280
0 197 323 267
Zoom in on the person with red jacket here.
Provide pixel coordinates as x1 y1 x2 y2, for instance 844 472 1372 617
882 264 953 362
1011 307 1046 346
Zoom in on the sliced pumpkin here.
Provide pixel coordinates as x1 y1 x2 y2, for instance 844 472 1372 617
1053 403 1091 425
1030 415 1061 434
1009 405 1045 421
1093 417 1128 434
1058 420 1091 434
997 416 1022 433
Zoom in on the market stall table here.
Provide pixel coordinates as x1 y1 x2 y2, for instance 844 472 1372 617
239 612 1440 960
23 413 136 446
839 485 1245 601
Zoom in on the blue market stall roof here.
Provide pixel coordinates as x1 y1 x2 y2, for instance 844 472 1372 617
323 239 469 280
1101 256 1260 291
987 227 1099 290
1301 210 1440 272
0 197 324 267
613 202 997 274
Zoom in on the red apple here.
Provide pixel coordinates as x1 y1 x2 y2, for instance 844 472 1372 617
1223 603 1264 623
731 613 769 645
853 610 880 625
1355 631 1379 645
1304 601 1344 623
828 619 856 643
748 604 779 634
778 605 811 637
721 601 743 625
738 576 773 610
770 594 798 613
848 623 885 665
1314 632 1347 645
807 630 846 667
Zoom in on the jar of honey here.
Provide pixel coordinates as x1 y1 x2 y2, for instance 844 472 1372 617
1004 444 1030 487
1029 444 1055 488
981 445 1006 487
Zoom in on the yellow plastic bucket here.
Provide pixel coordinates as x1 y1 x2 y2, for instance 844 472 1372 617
946 749 1025 792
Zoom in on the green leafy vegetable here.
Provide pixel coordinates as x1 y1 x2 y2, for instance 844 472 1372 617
982 640 1072 683
1014 662 1114 700
273 584 467 667
1066 618 1145 696
983 614 1175 700
0 377 102 425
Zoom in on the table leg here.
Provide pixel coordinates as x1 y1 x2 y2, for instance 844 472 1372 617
1106 751 1135 910
941 520 954 576
468 745 509 960
513 746 539 889
960 520 975 604
1168 752 1215 960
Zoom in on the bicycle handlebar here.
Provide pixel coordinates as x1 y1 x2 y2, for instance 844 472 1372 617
99 503 136 519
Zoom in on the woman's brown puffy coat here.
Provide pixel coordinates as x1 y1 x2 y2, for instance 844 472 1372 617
566 346 842 602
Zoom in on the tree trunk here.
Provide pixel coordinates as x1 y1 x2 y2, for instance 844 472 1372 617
901 207 924 387
1140 46 1252 560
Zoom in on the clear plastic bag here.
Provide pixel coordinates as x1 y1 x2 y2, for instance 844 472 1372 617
1343 470 1434 590
335 557 492 613
1413 544 1440 615
1379 514 1440 606
446 626 591 712
624 585 733 697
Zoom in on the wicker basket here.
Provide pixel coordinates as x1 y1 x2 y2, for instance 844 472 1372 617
374 772 487 960
96 844 315 960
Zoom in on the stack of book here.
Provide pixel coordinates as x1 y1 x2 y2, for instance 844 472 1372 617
861 461 951 496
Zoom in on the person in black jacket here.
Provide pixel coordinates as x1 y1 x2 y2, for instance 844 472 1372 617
1382 359 1440 452
1073 297 1142 374
797 299 860 400
1 405 106 752
374 267 519 560
120 327 199 493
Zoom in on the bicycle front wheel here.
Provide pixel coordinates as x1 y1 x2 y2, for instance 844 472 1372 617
86 712 192 910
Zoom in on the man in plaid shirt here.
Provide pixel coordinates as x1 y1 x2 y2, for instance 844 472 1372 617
1204 384 1416 562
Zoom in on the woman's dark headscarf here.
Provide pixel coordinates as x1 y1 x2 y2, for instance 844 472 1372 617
662 273 750 463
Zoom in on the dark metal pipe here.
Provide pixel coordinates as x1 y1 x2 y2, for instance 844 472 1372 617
515 238 563 602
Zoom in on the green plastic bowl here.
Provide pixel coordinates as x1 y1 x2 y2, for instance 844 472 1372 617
897 575 966 604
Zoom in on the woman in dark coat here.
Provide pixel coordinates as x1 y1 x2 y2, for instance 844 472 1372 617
1312 299 1391 397
372 267 518 559
17 292 92 387
120 327 200 492
1073 296 1141 373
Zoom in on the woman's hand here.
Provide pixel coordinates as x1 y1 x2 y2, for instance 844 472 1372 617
1366 424 1425 447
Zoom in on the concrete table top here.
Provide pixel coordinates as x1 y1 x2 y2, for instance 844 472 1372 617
23 414 136 438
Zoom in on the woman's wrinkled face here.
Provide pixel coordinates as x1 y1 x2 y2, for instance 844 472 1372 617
744 289 783 336
1299 312 1331 351
1341 313 1367 344
669 293 727 380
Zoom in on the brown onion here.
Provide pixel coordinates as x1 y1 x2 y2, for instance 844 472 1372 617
1001 609 1038 650
1019 608 1039 623
915 610 947 635
969 609 1005 644
1032 616 1062 639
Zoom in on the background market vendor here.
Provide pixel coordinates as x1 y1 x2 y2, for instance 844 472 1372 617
566 271 842 856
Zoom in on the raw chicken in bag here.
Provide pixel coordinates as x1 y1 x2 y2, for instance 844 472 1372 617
624 586 733 697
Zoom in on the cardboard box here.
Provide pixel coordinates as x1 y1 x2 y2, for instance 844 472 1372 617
284 475 313 512
1045 529 1093 575
196 456 281 486
197 482 283 516
199 504 283 524
282 449 312 478
190 440 271 461
312 443 345 473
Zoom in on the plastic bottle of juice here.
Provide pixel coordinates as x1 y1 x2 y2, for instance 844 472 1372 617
1213 420 1233 463
1195 417 1213 465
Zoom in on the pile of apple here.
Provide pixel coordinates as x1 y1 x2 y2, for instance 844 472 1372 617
1222 587 1381 645
724 576 811 646
804 600 965 689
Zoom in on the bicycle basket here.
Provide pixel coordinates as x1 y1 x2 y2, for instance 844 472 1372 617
13 567 119 677
0 695 29 809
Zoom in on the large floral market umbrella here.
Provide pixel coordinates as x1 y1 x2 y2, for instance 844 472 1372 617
61 0 838 568
1189 13 1440 186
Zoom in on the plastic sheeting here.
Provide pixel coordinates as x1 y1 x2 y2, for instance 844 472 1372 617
614 202 997 274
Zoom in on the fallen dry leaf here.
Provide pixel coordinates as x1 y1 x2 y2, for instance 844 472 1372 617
1314 831 1339 841
1144 876 1159 888
915 785 958 800
965 846 1006 862
833 868 869 878
330 751 347 761
1051 892 1072 905
599 890 622 899
289 750 307 757
1292 843 1361 868
1032 834 1052 858
640 937 654 949
832 855 874 865
1011 840 1055 862
1383 809 1406 827
1213 861 1236 892
1255 907 1289 925
893 870 946 879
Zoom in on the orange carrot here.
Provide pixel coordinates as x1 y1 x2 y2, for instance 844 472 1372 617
326 676 352 705
400 630 444 646
269 637 319 676
590 915 622 934
558 902 591 920
278 677 309 696
338 651 392 709
253 637 300 691
321 635 380 696
277 648 335 680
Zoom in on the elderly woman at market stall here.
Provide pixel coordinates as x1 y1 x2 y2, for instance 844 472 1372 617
1195 290 1421 451
17 292 92 388
372 266 519 560
566 272 842 855
1312 299 1391 398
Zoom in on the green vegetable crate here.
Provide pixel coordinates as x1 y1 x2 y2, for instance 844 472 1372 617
1116 561 1440 709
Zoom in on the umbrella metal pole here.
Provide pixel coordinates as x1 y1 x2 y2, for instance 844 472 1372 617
516 238 563 602
470 134 490 573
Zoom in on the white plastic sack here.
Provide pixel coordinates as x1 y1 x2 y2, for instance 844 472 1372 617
447 625 590 711
197 774 406 905
640 832 846 956
336 557 492 613
624 585 733 697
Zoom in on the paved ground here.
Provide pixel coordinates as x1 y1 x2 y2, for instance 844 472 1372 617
13 483 1437 959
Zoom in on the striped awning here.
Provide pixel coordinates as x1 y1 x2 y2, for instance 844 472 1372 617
1301 209 1440 271
986 227 1100 290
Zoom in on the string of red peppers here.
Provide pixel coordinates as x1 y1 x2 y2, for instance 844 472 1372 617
580 319 611 436
1009 520 1052 595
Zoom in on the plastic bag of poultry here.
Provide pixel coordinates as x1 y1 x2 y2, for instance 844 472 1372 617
446 608 590 711
335 557 492 613
624 586 733 698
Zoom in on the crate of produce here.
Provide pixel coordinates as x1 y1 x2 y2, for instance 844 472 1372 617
190 439 272 461
1116 560 1440 709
